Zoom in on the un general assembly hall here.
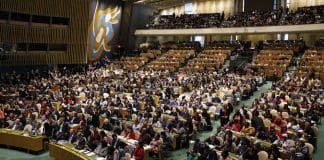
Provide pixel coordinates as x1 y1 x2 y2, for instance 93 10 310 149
0 0 323 160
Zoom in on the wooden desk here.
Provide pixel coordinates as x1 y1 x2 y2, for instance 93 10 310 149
49 142 96 160
0 129 47 152
50 132 150 160
0 94 17 101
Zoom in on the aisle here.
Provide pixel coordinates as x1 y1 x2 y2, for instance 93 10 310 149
0 148 51 160
199 81 272 140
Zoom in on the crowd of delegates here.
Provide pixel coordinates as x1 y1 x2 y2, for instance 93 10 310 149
188 74 322 160
148 13 222 29
0 51 265 160
222 9 283 27
281 5 324 25
146 5 324 29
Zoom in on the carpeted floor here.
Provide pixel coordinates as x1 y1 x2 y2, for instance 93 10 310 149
0 149 52 160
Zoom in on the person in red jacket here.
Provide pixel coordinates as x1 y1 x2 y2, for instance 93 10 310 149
122 125 136 140
0 107 4 119
132 142 145 160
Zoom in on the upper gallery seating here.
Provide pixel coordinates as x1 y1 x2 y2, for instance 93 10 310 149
148 13 221 29
146 5 324 29
280 5 324 25
222 9 283 27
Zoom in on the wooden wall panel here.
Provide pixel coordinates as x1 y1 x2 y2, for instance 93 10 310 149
0 0 90 65
0 25 68 43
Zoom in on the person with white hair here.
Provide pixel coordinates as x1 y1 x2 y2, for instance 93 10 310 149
11 118 23 130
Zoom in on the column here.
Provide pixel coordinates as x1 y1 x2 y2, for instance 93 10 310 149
119 1 133 52
234 0 244 14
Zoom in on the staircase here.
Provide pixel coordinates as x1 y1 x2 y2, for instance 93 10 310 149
283 51 305 77
229 56 251 72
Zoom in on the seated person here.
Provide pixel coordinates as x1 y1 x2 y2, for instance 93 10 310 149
68 129 78 144
132 119 142 131
11 119 23 130
70 112 80 124
205 134 221 146
102 118 112 131
55 119 70 141
75 132 87 150
112 120 122 135
132 142 145 160
296 138 310 160
138 128 151 145
121 125 136 140
149 133 163 156
107 133 121 159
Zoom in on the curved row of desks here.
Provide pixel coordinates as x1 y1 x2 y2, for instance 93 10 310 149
0 128 151 160
0 129 47 153
49 142 96 160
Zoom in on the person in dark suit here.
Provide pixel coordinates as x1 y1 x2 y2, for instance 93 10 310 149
70 112 80 124
102 118 112 131
75 132 87 150
0 118 9 128
251 110 264 131
220 105 230 127
107 133 121 158
55 119 70 140
68 129 78 144
43 121 53 137
91 109 100 128
138 128 151 145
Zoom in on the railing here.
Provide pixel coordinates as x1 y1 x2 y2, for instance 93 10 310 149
135 23 324 36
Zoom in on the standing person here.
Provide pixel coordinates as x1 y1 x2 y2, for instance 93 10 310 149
220 105 230 126
273 69 278 83
132 142 145 160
